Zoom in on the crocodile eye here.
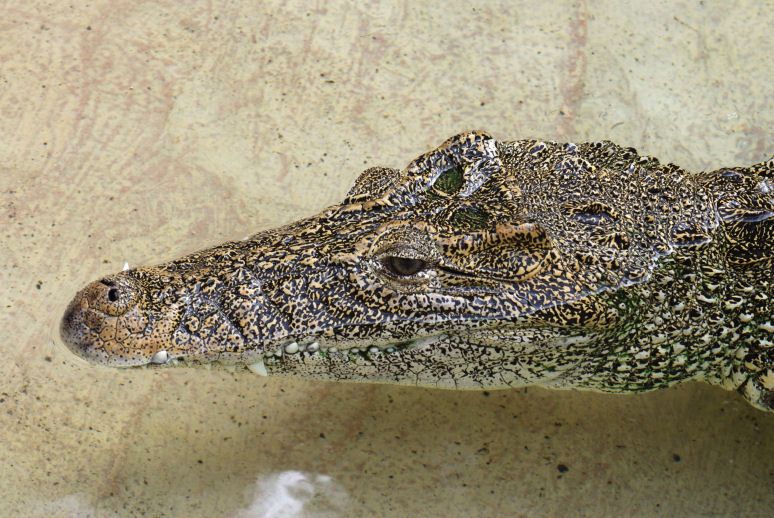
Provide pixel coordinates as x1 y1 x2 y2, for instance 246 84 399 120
384 256 427 276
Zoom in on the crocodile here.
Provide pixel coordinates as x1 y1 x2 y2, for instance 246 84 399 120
60 132 773 412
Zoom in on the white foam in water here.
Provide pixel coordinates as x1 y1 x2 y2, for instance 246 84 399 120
233 471 348 518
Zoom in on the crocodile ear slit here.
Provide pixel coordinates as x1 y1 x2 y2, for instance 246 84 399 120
439 222 556 282
441 223 553 252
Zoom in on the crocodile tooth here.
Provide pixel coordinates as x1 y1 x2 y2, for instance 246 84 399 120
150 350 168 364
307 342 319 353
284 342 299 354
122 261 130 271
404 335 442 350
247 359 268 376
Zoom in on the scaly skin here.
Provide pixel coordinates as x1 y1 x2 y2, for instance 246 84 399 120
60 132 773 411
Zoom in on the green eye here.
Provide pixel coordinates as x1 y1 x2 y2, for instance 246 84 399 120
433 165 465 195
384 256 427 276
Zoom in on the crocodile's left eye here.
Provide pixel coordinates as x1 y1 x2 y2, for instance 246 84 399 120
383 256 427 276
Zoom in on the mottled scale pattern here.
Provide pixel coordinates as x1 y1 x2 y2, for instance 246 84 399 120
60 132 773 412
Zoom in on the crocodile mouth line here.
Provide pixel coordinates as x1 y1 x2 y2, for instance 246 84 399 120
136 334 446 373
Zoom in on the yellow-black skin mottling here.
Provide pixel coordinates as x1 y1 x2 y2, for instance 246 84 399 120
60 132 773 412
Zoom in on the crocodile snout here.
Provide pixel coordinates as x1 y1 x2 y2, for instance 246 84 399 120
59 275 146 366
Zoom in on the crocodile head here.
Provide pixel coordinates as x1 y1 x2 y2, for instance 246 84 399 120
61 132 772 407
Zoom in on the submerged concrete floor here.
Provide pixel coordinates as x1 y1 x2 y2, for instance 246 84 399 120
1 1 772 516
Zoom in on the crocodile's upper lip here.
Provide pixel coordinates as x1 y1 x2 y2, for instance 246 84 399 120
133 335 444 369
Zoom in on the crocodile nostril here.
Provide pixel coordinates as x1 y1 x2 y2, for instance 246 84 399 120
83 277 135 316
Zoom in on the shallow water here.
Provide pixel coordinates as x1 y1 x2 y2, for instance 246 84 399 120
1 1 772 516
